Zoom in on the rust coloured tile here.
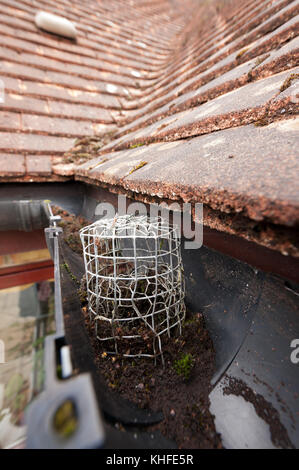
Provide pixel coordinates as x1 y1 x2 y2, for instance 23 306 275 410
76 119 299 228
26 155 52 174
0 153 25 175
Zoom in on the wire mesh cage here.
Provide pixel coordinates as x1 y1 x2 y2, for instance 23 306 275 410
80 214 186 365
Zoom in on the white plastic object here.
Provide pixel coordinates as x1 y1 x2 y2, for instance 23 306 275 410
35 11 77 39
0 79 4 105
60 345 73 379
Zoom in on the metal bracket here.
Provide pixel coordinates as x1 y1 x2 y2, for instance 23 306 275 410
26 204 105 449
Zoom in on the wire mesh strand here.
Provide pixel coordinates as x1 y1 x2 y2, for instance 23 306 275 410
80 214 186 365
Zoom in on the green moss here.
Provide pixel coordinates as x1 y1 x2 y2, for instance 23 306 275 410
174 353 194 380
129 142 145 149
108 380 119 390
61 262 79 284
32 336 45 349
56 365 63 379
184 317 196 326
89 157 109 171
78 285 87 304
128 160 148 175
64 130 117 164
53 400 78 438
280 73 299 93
236 47 249 60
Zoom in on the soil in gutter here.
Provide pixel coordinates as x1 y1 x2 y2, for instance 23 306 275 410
53 206 222 449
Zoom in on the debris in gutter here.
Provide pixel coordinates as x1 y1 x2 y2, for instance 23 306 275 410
80 215 186 365
55 207 222 448
35 11 77 39
63 131 117 165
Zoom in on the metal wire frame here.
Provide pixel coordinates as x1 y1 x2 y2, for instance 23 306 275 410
80 215 186 365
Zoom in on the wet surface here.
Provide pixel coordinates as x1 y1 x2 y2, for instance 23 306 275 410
210 387 276 449
56 206 299 448
209 273 299 448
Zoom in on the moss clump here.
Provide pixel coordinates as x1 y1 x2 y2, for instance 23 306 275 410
236 47 249 60
63 130 117 164
129 142 145 149
53 206 88 255
174 353 194 380
128 160 148 175
88 157 109 171
78 284 87 304
253 54 270 68
254 118 268 127
53 400 78 438
280 73 299 93
61 262 79 284
184 317 197 326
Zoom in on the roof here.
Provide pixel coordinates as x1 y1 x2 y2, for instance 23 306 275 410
0 0 298 257
0 0 187 176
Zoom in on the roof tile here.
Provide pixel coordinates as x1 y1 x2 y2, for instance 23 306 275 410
0 153 25 175
0 0 298 256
